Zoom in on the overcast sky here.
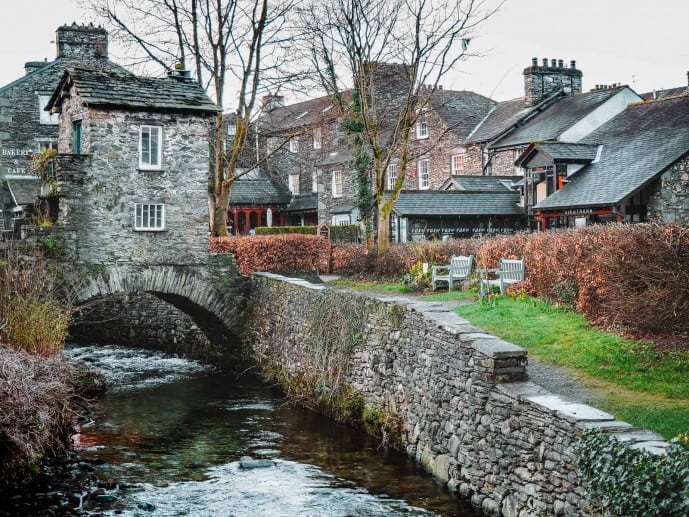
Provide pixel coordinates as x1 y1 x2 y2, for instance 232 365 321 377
1 0 688 102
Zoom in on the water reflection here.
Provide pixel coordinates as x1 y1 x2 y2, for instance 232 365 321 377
64 344 475 516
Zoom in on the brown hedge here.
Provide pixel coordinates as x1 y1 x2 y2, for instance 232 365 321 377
210 235 330 275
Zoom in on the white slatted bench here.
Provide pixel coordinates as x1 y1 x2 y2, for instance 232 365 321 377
431 255 474 291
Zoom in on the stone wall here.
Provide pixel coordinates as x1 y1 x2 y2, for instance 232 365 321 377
54 105 213 267
648 155 689 224
243 274 668 517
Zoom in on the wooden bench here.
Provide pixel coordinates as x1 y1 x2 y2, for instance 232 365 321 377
431 255 474 291
480 258 525 296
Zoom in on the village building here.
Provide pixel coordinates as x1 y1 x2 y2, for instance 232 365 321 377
526 94 689 228
0 23 126 238
44 66 218 265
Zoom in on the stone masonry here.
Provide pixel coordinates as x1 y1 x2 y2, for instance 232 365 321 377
243 274 669 517
648 155 689 224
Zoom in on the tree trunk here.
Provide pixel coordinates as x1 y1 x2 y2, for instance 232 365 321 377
376 207 391 260
212 185 231 237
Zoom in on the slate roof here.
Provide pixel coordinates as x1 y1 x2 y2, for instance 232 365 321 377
392 190 522 217
259 95 339 133
230 169 291 205
641 87 688 101
48 68 218 113
535 95 689 210
284 194 318 213
464 97 532 144
493 87 630 148
515 142 599 166
442 175 519 192
7 178 39 206
427 90 496 140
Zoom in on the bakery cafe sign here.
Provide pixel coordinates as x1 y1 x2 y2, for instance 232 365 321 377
2 148 35 176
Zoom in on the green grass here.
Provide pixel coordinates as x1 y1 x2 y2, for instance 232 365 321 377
456 296 689 438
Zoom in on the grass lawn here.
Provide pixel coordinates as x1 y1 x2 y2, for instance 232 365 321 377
326 279 688 439
456 296 689 439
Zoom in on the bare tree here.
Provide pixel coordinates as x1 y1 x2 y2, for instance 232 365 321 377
302 0 500 258
85 0 302 236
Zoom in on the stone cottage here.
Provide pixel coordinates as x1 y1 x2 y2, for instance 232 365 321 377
0 23 126 236
44 67 218 266
527 94 689 228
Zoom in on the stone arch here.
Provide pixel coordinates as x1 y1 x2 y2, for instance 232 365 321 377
71 263 248 364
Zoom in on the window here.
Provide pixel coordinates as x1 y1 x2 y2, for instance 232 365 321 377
451 153 466 175
72 121 82 154
332 214 350 226
387 162 399 190
312 170 319 193
313 127 322 149
416 110 428 139
134 203 165 231
38 95 58 125
139 125 162 169
288 173 300 195
289 138 299 153
224 124 236 150
332 170 343 197
418 159 429 189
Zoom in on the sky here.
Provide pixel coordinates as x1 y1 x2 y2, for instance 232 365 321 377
1 0 688 102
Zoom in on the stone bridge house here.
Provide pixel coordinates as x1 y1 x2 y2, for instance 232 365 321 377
42 66 246 361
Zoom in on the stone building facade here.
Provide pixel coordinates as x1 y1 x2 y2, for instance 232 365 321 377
648 156 689 224
46 67 218 266
0 23 125 233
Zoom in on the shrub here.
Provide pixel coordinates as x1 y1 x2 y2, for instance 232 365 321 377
576 430 689 516
0 346 73 489
212 235 331 275
331 244 373 276
400 261 431 291
0 252 73 357
254 225 316 235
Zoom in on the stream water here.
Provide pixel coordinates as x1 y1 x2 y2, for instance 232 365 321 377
52 343 476 516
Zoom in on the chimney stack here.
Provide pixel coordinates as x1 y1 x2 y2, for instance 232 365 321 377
523 57 583 106
56 23 108 61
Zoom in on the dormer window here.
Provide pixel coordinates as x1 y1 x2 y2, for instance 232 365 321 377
140 125 162 170
416 110 428 139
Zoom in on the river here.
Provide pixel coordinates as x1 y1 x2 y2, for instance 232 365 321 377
51 343 476 516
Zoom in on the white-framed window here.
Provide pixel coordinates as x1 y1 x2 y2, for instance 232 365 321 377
418 159 429 189
387 162 399 190
288 173 300 195
139 125 162 170
312 169 319 193
134 203 165 231
38 95 59 125
332 214 350 226
416 110 428 139
332 170 343 198
289 137 299 153
313 127 322 149
451 153 466 175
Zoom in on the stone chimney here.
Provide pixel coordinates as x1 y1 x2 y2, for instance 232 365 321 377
523 57 582 106
56 23 108 61
24 60 49 75
261 94 285 112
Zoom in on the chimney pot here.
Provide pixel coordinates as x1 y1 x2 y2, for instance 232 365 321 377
570 60 576 69
542 58 548 66
551 58 557 67
532 57 538 66
558 59 564 68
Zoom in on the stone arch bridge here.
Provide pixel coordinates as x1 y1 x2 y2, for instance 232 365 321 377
68 257 248 364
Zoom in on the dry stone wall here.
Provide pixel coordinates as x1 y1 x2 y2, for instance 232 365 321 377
243 274 668 517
